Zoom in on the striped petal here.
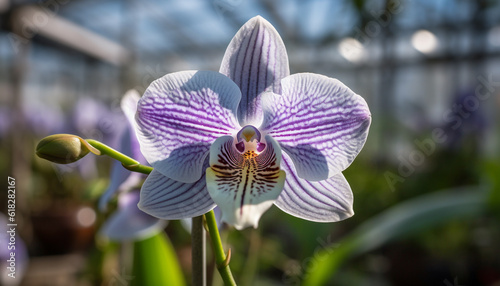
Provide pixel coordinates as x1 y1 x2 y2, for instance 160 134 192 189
138 168 216 220
275 153 354 222
206 135 286 229
220 16 290 126
135 70 241 183
100 191 167 241
261 73 371 181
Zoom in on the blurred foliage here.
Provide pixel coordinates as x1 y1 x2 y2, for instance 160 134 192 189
483 159 500 214
303 186 487 285
131 233 186 286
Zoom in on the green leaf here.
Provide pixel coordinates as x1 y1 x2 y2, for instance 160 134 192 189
131 232 186 286
303 186 488 286
482 159 500 212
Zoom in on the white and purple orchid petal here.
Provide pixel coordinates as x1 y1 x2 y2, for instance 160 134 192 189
138 168 216 220
100 191 167 241
274 153 354 222
220 16 290 126
136 70 241 183
261 73 371 181
206 135 286 229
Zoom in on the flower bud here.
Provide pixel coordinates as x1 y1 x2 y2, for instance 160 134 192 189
36 134 94 164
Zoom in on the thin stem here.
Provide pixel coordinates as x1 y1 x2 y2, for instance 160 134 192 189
241 229 260 285
86 139 153 174
204 211 236 286
192 216 206 286
85 139 236 284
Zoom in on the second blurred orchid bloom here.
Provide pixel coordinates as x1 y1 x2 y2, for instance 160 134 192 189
99 90 166 240
99 90 148 212
100 190 167 241
135 16 371 229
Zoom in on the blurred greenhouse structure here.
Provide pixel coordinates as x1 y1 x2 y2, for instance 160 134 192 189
1 0 499 285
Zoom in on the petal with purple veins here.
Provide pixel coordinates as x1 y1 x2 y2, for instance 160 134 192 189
206 135 286 229
261 73 371 181
220 16 290 126
274 153 354 222
135 70 241 183
138 167 216 220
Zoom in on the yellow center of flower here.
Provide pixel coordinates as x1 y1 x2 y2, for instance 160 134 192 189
243 150 257 159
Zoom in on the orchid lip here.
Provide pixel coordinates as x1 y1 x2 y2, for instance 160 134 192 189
206 135 286 229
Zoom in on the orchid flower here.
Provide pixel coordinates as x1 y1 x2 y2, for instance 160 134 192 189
135 16 371 230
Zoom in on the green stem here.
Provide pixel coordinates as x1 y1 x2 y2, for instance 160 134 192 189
204 211 236 286
86 139 153 174
192 216 206 286
241 229 260 285
86 139 235 285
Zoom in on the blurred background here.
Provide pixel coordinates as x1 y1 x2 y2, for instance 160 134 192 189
1 0 500 285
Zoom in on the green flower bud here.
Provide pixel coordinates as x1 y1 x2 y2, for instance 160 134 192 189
36 134 98 164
